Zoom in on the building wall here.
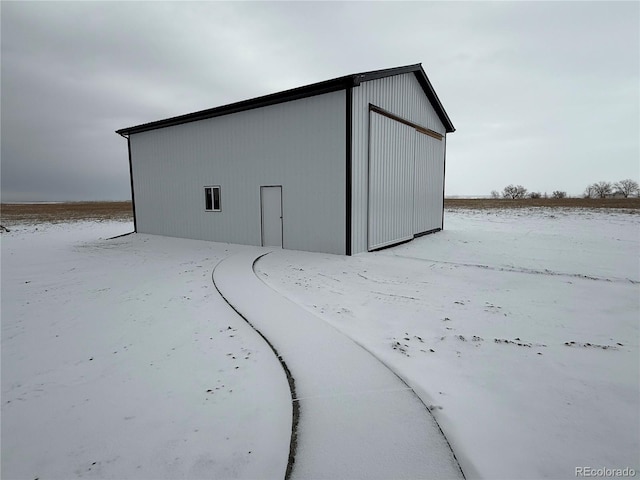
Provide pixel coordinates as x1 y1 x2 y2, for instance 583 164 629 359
413 130 445 234
130 90 347 255
351 72 447 254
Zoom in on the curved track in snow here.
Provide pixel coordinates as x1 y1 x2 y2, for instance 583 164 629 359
212 255 298 479
213 250 465 480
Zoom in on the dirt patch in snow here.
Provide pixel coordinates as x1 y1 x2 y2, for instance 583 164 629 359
1 201 133 225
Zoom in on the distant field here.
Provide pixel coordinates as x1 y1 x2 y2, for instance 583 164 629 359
445 197 640 210
2 198 639 227
1 201 133 224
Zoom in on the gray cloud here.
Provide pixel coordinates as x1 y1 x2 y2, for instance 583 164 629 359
1 1 638 201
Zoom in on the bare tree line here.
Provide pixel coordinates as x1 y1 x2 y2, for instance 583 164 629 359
583 179 639 198
491 179 639 199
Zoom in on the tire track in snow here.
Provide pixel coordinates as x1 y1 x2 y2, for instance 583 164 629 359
212 255 299 480
307 329 470 480
253 253 467 480
387 254 639 284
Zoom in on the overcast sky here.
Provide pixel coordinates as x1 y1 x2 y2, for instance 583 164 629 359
1 1 638 201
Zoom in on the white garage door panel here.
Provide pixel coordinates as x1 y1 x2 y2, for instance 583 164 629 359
414 131 444 234
368 112 415 250
261 186 283 247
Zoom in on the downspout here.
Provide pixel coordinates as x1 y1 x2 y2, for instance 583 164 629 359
441 134 447 230
117 132 138 232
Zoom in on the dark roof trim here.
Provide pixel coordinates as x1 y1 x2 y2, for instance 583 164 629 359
116 63 454 136
413 64 455 133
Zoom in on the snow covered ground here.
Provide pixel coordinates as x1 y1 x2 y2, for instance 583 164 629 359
255 208 640 479
2 208 638 479
214 250 464 479
257 209 640 479
1 222 290 480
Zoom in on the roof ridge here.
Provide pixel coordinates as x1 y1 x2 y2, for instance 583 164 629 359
117 63 454 136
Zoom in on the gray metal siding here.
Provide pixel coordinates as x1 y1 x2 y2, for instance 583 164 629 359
414 130 445 234
351 72 447 254
130 90 346 255
368 112 415 250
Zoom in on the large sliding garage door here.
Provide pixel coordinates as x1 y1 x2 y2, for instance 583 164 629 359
414 130 445 235
368 111 416 251
368 110 444 251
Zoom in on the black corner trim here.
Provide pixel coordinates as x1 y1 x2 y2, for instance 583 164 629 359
345 87 353 256
106 231 135 240
127 136 137 232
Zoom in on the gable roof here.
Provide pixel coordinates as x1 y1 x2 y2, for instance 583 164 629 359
116 63 454 136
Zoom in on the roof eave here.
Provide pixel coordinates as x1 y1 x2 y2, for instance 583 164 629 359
116 75 356 136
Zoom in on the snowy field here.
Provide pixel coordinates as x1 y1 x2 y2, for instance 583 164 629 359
256 208 640 479
2 207 639 479
2 222 291 480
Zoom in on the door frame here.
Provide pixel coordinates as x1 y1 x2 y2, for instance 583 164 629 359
260 185 284 247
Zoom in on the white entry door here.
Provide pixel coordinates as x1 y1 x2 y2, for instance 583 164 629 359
261 186 283 247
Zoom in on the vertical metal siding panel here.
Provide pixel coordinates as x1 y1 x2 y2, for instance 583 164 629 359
414 131 445 232
425 136 434 230
351 73 447 253
405 126 416 238
130 90 346 255
428 137 438 229
364 74 445 134
368 112 380 248
350 84 367 255
414 132 427 233
369 114 378 246
435 136 445 227
368 112 414 250
428 136 437 229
